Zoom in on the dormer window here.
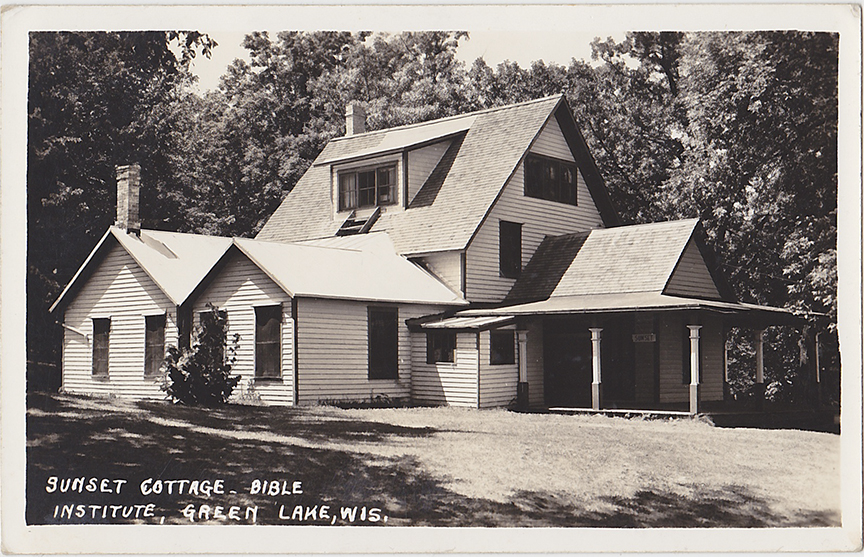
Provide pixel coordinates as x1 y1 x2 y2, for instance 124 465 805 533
338 164 397 211
524 154 577 206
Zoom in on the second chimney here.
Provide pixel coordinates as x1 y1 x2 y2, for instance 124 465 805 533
346 103 366 136
116 164 141 235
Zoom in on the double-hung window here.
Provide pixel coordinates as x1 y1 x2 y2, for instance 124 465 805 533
144 314 166 378
499 221 522 279
255 305 282 379
368 307 398 380
524 154 578 206
92 318 110 378
339 165 397 211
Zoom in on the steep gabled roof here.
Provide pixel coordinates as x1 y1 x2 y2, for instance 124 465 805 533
256 95 619 255
552 219 702 298
50 227 233 312
230 233 466 305
504 219 733 303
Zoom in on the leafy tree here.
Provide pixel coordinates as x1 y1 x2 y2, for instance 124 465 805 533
162 305 241 406
27 31 216 370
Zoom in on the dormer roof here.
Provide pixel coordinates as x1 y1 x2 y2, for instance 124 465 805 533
256 95 619 255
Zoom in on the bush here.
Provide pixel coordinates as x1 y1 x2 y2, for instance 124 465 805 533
162 305 241 406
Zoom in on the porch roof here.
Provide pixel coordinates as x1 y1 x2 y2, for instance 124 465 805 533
459 292 804 326
415 315 516 331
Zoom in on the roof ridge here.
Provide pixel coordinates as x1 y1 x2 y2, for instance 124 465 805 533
236 236 365 254
328 94 564 143
597 218 699 232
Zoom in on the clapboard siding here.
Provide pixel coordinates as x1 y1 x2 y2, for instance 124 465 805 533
530 117 573 160
415 251 463 295
478 328 519 408
699 315 725 401
658 313 724 404
407 140 450 203
465 119 604 303
62 243 177 399
665 238 722 299
412 331 479 407
193 252 294 405
296 299 440 405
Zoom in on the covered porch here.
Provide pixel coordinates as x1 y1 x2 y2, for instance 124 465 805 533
457 292 813 415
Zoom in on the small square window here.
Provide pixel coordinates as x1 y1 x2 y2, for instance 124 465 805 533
490 330 515 365
426 331 456 364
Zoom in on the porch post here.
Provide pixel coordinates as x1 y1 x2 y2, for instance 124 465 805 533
687 325 702 415
754 328 766 409
516 330 529 410
589 328 603 410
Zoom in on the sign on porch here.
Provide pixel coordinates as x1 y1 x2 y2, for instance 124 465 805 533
632 333 656 343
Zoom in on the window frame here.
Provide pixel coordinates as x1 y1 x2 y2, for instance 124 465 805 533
92 317 110 379
524 153 578 206
368 307 399 380
255 305 282 380
490 330 516 365
144 314 166 378
499 220 523 279
338 163 398 212
426 330 456 364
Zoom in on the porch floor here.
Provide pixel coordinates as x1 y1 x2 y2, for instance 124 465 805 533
542 402 839 433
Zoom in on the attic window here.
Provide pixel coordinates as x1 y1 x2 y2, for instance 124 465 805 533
339 165 397 211
524 154 577 206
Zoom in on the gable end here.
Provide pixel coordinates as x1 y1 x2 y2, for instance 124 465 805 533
553 104 620 228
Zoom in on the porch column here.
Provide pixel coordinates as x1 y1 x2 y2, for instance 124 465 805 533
687 325 702 415
589 328 603 410
516 330 529 410
754 328 766 409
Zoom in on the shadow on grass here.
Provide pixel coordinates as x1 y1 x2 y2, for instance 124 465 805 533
26 393 839 527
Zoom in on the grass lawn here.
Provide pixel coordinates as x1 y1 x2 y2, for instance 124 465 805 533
26 393 840 527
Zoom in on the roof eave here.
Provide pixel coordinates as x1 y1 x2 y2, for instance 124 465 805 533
49 228 116 313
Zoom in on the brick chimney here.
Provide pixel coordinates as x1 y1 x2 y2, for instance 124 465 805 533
346 103 366 136
115 164 141 235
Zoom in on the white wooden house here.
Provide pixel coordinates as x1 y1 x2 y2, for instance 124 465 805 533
52 95 802 412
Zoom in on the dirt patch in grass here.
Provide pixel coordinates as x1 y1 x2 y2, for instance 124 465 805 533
26 393 840 527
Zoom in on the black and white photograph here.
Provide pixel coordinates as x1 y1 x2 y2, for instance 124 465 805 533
1 3 861 554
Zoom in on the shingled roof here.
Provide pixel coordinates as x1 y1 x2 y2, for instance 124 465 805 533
255 95 618 255
504 219 730 303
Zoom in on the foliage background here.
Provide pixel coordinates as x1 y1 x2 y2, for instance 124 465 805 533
27 30 839 403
